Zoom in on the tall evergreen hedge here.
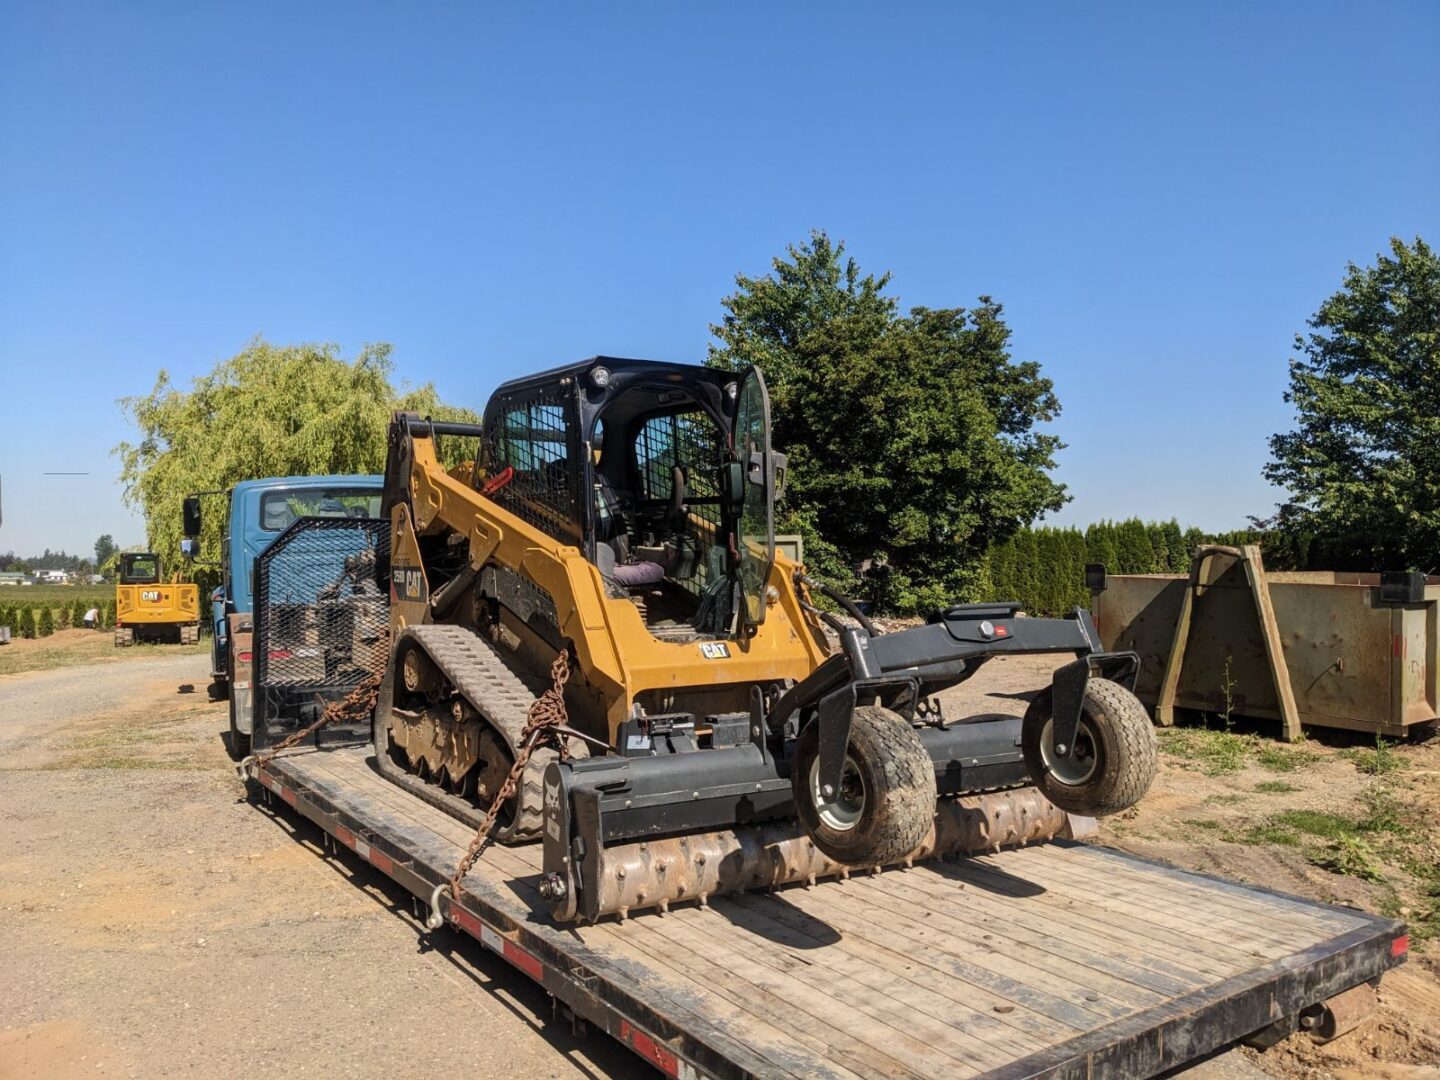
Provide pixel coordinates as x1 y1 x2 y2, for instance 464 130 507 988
987 519 1263 616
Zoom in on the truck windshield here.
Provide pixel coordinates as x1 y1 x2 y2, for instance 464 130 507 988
259 490 382 533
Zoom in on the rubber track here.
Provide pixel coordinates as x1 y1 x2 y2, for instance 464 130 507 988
397 624 569 843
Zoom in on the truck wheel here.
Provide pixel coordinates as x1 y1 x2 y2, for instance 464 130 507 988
229 694 251 759
792 705 936 866
1022 678 1156 817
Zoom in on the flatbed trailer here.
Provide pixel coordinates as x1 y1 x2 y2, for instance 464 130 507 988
248 744 1408 1080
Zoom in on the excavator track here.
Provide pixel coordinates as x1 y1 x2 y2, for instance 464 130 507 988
376 623 582 843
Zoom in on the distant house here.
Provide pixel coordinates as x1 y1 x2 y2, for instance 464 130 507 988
37 569 69 584
0 572 25 586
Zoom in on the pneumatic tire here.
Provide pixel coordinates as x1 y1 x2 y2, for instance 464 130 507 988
1022 677 1156 817
792 705 936 867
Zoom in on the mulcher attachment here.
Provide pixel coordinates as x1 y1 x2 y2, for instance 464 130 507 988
541 784 1081 922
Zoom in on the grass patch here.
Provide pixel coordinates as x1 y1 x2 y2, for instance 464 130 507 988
0 634 205 677
1206 793 1246 805
41 753 210 771
1254 780 1300 794
1255 745 1318 772
1183 818 1223 830
1157 728 1251 775
1340 736 1408 776
1273 809 1358 839
1230 821 1303 846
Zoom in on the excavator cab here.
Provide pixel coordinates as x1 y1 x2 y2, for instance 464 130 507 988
477 359 783 643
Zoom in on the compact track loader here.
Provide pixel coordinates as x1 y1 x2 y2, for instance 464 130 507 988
376 357 1157 922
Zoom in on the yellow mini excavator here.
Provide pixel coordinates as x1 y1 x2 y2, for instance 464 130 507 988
375 357 1157 921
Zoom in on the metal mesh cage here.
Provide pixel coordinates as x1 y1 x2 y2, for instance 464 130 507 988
252 517 390 750
483 389 581 545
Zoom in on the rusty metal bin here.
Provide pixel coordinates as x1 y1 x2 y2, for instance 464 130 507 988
1092 545 1439 739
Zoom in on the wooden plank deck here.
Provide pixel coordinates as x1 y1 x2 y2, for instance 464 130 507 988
262 744 1404 1080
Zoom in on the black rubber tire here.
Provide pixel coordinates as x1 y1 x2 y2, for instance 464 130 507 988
1022 677 1156 817
792 705 936 867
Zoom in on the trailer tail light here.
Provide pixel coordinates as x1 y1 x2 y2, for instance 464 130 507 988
237 651 252 663
1392 934 1409 958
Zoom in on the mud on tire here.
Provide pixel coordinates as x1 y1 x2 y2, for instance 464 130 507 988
792 705 936 867
1022 677 1157 817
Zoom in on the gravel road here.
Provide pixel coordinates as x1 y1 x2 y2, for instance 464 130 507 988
0 652 635 1079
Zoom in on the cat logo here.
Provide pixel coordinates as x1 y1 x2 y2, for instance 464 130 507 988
699 641 730 659
141 590 161 602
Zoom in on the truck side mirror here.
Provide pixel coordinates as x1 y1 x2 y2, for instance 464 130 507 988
719 460 745 514
180 538 201 560
182 496 202 538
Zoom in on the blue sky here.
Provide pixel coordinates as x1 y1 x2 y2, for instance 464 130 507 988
2 2 1437 557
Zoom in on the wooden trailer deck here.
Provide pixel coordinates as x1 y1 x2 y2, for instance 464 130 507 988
254 744 1407 1080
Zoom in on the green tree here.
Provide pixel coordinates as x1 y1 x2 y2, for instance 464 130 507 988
709 232 1066 614
116 338 479 587
18 607 35 639
37 606 54 637
1265 237 1440 570
94 534 118 569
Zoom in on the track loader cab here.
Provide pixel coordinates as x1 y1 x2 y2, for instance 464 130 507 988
479 359 785 645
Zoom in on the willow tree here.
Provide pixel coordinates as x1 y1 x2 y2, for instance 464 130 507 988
116 338 478 580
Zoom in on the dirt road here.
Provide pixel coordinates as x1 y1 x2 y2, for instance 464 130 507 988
0 653 634 1079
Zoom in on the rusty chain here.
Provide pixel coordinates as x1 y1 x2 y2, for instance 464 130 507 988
236 631 389 781
426 648 574 930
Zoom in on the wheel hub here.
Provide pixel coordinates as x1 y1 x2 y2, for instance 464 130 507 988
809 754 866 832
1040 717 1099 785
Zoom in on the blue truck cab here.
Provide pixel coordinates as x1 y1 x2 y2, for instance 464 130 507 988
183 475 383 754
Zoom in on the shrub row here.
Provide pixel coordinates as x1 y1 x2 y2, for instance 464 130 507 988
0 599 116 638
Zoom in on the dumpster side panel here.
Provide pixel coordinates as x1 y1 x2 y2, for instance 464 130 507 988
1091 576 1184 702
1268 582 1394 730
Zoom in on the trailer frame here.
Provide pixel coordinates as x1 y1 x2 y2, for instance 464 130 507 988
247 746 1408 1080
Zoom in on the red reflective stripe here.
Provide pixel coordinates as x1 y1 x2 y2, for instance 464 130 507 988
279 785 296 806
1394 635 1404 658
451 907 484 938
334 826 355 848
1392 934 1409 958
504 940 544 981
620 1021 680 1077
368 846 394 874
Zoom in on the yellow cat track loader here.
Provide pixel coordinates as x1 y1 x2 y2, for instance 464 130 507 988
375 357 1157 922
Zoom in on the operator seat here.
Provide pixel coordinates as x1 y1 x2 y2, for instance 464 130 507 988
593 477 666 587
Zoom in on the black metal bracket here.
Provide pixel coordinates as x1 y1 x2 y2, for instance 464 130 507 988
1047 650 1141 759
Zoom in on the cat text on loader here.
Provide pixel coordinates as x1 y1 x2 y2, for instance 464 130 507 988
377 357 1158 922
113 552 200 646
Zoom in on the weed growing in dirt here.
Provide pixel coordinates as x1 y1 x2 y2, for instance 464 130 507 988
1311 835 1385 882
1340 735 1407 776
1206 793 1246 805
1254 780 1300 794
1183 818 1223 830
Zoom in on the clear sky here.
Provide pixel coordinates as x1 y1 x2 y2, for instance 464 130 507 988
2 2 1437 557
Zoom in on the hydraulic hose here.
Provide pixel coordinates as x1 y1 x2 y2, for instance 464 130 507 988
797 573 880 636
